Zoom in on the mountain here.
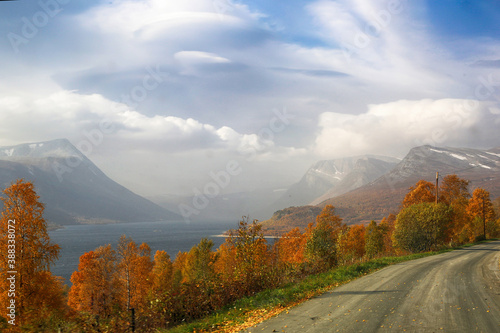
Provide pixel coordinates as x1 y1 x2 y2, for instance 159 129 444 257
272 155 399 209
0 139 180 225
261 145 500 233
321 145 500 223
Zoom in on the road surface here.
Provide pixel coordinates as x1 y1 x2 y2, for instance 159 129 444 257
243 241 500 332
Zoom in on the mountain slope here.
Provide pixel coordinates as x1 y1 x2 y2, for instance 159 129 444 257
259 206 322 236
273 155 399 209
261 145 500 233
311 156 400 205
321 145 500 224
0 139 180 225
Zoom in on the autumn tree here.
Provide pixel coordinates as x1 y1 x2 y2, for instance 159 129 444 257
0 179 66 331
147 250 174 328
115 236 154 331
305 205 345 272
68 245 122 330
439 175 470 206
439 175 471 244
213 241 238 300
274 227 307 266
337 225 365 264
272 227 309 282
393 203 454 253
365 221 384 259
227 217 271 295
494 197 500 239
493 196 500 217
467 188 496 240
182 238 218 284
379 214 396 254
116 236 153 311
402 180 436 208
172 239 223 320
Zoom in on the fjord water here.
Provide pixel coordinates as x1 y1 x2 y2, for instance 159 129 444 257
49 220 236 284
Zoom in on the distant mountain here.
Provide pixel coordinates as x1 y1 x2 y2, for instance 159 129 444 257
261 145 500 233
0 139 180 225
272 155 399 209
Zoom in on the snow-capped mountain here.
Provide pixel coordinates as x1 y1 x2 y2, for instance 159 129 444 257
320 145 500 224
0 139 84 159
272 155 399 209
383 145 500 183
261 145 500 233
0 139 180 225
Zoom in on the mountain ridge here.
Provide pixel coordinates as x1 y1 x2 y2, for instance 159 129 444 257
261 145 500 234
0 139 181 225
272 155 399 209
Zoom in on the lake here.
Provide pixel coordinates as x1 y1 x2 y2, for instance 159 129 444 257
49 220 237 285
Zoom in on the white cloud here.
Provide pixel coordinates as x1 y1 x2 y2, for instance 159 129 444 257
306 0 459 98
79 0 257 39
0 89 293 157
314 99 500 159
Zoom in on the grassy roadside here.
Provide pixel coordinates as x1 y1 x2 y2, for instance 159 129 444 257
163 241 495 333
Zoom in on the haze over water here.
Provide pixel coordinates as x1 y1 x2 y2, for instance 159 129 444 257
49 220 236 284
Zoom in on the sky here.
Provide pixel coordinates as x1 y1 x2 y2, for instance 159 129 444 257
0 0 499 199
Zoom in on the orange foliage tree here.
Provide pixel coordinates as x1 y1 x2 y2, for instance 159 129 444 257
467 188 496 240
439 175 470 205
337 224 365 264
0 179 66 331
402 180 436 208
213 241 238 300
116 235 154 324
68 245 122 330
274 227 307 265
439 175 471 244
69 236 155 331
272 227 309 282
148 250 174 327
379 214 396 254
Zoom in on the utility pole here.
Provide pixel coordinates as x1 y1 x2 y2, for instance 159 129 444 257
435 172 439 204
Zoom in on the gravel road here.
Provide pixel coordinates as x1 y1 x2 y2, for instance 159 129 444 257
243 241 500 332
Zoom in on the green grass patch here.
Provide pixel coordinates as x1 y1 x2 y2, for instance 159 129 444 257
163 242 494 333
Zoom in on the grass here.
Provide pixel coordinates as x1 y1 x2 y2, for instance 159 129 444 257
163 240 498 333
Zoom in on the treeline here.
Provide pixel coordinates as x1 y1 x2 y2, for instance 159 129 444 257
0 176 499 332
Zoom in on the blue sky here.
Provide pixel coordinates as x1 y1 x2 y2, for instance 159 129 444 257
0 0 499 197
